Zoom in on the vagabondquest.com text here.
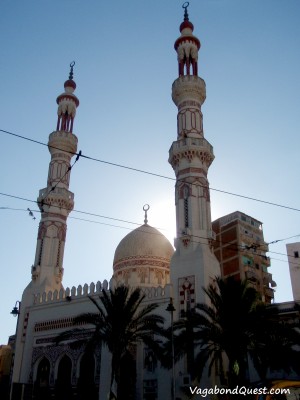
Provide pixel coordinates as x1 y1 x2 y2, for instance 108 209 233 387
190 385 290 397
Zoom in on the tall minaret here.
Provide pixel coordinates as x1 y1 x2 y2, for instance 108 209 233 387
169 4 220 312
12 64 79 384
26 63 79 297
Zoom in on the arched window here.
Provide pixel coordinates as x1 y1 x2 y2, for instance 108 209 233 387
34 357 50 400
55 355 73 400
77 353 97 400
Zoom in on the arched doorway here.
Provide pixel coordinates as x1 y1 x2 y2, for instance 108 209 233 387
55 355 73 400
34 357 51 400
77 352 97 400
118 350 136 400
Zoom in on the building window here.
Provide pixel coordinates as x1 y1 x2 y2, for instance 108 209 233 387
294 251 299 258
144 349 157 373
143 379 157 400
242 256 253 266
262 265 268 273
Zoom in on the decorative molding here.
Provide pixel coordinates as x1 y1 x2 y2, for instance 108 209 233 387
172 76 206 106
35 316 79 332
177 167 207 178
114 255 170 271
21 312 30 342
181 235 191 248
178 276 196 315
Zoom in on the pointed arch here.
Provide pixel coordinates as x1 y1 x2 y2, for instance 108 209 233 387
77 352 97 400
55 354 73 400
33 357 51 400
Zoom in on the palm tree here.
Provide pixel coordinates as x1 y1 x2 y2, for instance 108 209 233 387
250 304 300 380
60 285 165 400
173 277 299 389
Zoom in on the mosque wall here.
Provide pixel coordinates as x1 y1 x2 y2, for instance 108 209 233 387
11 280 175 400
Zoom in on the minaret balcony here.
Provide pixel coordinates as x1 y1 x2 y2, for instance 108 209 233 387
38 187 74 213
169 137 214 169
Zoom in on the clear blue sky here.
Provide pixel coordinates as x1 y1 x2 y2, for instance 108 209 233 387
1 0 299 344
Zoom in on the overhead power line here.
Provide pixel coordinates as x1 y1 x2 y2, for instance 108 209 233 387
1 128 300 213
0 192 143 227
1 191 300 266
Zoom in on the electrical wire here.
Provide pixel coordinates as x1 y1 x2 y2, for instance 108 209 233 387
268 234 300 245
0 191 144 226
38 151 82 213
1 129 300 273
2 190 300 268
1 128 300 213
0 190 293 254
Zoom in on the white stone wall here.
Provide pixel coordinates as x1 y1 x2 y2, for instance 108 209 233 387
286 242 300 301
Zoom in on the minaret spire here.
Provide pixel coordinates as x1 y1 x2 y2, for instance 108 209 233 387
169 5 220 312
56 61 79 133
69 60 75 80
175 2 200 77
183 1 189 20
30 63 79 293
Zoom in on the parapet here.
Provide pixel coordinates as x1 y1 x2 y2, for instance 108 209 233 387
34 280 172 305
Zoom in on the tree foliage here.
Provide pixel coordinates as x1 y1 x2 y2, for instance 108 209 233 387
173 277 300 388
58 285 165 399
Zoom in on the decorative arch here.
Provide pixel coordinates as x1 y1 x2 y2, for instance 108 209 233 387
33 357 51 400
77 352 97 400
55 354 73 400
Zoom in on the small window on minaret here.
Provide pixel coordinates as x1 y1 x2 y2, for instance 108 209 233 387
184 289 191 312
294 251 299 258
183 186 189 228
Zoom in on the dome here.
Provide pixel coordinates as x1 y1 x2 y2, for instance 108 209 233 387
113 224 174 269
113 224 174 287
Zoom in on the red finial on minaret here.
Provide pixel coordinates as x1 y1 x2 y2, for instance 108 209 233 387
175 3 200 77
56 61 79 133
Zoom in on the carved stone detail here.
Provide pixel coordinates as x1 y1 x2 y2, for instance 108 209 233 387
48 131 78 155
172 76 206 106
114 255 170 271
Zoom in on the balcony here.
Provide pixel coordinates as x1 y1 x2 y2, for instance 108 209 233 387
245 269 257 282
264 287 275 299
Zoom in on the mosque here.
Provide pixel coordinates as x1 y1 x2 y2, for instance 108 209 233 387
8 4 288 400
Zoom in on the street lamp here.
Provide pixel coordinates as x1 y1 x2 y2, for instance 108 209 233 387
10 301 21 317
10 301 21 400
166 297 176 400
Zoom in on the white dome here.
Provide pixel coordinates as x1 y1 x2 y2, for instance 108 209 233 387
113 224 174 287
